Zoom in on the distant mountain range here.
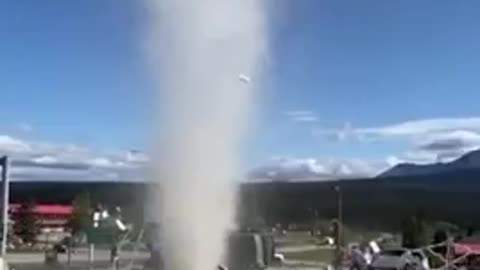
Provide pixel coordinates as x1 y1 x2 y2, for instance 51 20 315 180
248 150 480 182
378 149 480 178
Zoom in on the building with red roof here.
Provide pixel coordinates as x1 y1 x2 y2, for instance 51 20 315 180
9 203 73 232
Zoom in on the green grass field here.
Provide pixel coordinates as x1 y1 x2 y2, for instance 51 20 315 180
275 231 335 263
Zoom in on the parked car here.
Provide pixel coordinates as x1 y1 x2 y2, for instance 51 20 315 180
369 248 428 270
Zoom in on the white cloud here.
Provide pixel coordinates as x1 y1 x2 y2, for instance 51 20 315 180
336 164 352 175
357 117 480 137
0 133 148 181
386 156 404 167
238 74 251 83
285 110 318 122
0 135 31 153
32 155 58 164
312 122 375 143
333 122 355 142
315 117 480 142
293 115 317 122
9 165 141 182
88 158 115 167
248 156 386 182
11 166 90 181
247 117 480 182
126 150 150 163
88 157 132 169
280 157 328 174
388 151 438 165
417 130 480 150
394 130 480 164
312 117 480 167
7 116 480 183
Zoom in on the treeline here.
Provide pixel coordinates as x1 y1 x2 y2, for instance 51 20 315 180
9 169 480 232
239 171 480 231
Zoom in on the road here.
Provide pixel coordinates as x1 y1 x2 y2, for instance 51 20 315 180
5 247 334 270
5 249 149 270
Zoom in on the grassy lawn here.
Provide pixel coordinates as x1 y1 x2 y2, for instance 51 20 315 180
283 248 335 263
275 238 318 248
274 231 324 248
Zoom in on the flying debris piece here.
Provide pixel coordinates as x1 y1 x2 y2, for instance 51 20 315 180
218 265 228 270
115 219 127 231
238 74 251 83
274 253 285 263
369 241 380 254
93 212 100 222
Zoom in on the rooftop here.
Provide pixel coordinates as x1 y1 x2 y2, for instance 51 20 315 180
9 204 73 215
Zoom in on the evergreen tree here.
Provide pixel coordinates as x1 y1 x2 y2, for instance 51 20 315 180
467 226 475 237
401 212 430 248
68 191 92 235
13 199 40 244
432 229 448 255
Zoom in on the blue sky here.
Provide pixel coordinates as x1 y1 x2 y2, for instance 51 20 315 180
2 1 480 181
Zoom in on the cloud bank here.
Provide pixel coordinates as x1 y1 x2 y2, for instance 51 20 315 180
5 117 480 183
285 110 318 122
248 156 386 182
0 134 148 182
250 117 480 182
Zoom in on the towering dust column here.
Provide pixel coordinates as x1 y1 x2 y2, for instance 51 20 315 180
147 0 267 270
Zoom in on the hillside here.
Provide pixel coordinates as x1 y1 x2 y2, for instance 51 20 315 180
379 149 480 178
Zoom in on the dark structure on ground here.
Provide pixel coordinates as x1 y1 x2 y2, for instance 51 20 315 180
224 232 275 270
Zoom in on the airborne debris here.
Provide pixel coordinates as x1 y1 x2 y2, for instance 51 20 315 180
238 74 251 83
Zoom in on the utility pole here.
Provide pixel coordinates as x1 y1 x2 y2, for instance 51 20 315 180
335 185 343 270
445 237 452 270
0 156 9 257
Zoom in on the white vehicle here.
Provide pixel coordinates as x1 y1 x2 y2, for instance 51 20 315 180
273 253 285 264
369 248 429 270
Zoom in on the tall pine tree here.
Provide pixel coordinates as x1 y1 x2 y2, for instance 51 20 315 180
68 191 92 235
401 210 430 248
13 199 40 244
